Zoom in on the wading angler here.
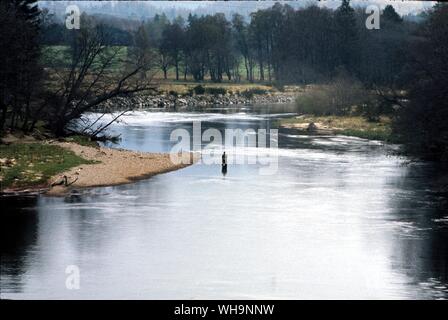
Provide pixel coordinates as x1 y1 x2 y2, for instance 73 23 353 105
170 121 278 175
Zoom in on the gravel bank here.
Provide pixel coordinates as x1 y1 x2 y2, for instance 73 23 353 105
46 142 195 196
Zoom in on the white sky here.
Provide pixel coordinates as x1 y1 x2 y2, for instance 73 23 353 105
40 1 437 17
131 1 436 15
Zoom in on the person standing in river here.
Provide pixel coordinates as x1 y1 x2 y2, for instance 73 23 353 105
221 151 227 176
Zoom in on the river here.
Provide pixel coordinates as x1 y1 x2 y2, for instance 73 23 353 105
1 105 447 299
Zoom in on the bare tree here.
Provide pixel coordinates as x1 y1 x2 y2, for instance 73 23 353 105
157 50 172 80
44 18 156 137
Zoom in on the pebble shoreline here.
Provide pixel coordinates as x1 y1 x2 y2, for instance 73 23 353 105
99 91 296 111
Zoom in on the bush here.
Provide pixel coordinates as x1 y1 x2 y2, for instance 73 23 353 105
205 87 227 95
295 89 334 115
193 85 205 95
296 75 366 116
358 98 396 122
241 88 268 99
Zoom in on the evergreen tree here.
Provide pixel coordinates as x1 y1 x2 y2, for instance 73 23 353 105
0 0 43 131
394 4 448 160
334 0 359 73
382 5 402 23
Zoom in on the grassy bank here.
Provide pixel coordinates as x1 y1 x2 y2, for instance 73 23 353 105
156 82 292 96
64 135 100 148
279 115 399 143
0 143 93 190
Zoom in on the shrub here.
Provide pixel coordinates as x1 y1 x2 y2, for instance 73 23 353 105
193 85 205 95
358 98 396 122
205 87 227 95
241 88 268 99
296 75 366 116
296 89 334 115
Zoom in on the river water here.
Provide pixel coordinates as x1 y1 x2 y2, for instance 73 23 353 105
1 105 447 299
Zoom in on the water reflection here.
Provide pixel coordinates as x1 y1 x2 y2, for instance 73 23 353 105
385 163 448 298
1 107 447 299
221 164 228 176
0 196 39 292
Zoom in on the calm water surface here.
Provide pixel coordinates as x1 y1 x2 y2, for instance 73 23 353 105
1 105 447 299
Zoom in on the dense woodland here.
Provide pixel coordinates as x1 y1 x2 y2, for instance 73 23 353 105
1 0 448 161
39 1 411 85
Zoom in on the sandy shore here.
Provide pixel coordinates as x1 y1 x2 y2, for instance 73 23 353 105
46 142 195 196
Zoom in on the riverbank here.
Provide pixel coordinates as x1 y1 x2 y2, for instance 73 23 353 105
98 83 298 111
0 139 194 196
0 141 93 194
278 115 398 142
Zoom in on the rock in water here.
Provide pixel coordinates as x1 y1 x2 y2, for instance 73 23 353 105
307 122 318 132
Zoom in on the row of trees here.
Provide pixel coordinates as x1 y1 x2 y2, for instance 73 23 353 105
231 1 409 85
129 13 237 82
39 1 411 86
153 1 409 85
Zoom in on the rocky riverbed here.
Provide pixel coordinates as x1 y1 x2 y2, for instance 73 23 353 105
98 91 296 111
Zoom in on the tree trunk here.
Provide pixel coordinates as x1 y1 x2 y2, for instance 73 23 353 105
0 100 6 132
244 56 249 81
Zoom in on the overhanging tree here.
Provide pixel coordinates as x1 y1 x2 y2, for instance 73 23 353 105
44 18 156 137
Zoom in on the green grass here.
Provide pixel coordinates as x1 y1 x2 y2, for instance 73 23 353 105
41 45 298 94
158 82 274 95
65 135 99 148
41 45 270 83
0 143 93 190
41 45 70 67
41 45 128 70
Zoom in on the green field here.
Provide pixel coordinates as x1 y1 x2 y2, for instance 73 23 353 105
41 45 128 70
41 45 268 83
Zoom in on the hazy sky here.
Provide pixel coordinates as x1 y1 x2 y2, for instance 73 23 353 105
39 1 437 19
